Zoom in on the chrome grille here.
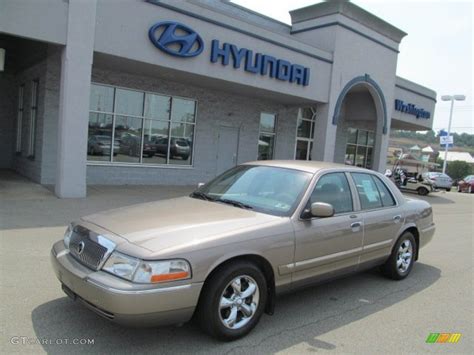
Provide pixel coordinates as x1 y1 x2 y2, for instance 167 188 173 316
69 225 109 270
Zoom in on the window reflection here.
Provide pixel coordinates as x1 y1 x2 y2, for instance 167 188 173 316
114 116 143 163
171 98 196 123
88 84 196 166
258 113 276 160
169 122 193 165
90 85 114 112
295 107 317 161
115 89 144 117
345 128 374 169
87 113 115 161
144 120 169 165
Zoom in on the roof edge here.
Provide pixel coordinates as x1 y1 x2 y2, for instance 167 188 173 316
290 0 407 43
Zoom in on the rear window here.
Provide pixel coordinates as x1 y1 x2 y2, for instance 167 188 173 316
351 173 396 210
352 173 383 210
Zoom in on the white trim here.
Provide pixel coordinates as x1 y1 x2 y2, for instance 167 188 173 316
27 80 39 158
15 85 24 153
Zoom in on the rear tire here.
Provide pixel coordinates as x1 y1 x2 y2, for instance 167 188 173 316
381 232 416 280
417 187 429 196
196 261 267 341
446 188 451 192
457 185 462 193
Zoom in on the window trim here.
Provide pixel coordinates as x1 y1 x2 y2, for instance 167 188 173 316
300 171 355 219
294 107 317 161
27 79 39 159
349 172 399 212
87 82 198 168
15 84 25 154
257 111 277 160
371 175 396 208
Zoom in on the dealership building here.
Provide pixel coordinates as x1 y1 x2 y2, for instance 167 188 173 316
0 0 436 197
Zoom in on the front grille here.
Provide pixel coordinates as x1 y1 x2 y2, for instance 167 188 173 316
69 225 108 270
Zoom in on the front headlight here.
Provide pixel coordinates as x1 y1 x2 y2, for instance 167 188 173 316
63 224 73 248
102 251 191 284
102 252 139 281
134 259 191 283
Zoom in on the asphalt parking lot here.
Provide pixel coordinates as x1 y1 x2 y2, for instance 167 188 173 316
0 172 472 354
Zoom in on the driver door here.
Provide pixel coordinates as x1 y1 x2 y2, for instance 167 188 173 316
291 172 364 285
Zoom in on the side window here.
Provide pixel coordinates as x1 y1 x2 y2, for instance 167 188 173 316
352 173 383 210
372 176 396 207
310 173 353 214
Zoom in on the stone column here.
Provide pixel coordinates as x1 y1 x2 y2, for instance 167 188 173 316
55 0 97 198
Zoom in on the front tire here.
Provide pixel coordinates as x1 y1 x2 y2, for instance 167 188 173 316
381 232 416 280
196 261 267 341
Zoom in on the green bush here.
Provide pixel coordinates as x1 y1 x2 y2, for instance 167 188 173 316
446 160 473 180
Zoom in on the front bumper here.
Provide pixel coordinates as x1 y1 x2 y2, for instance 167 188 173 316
50 241 203 326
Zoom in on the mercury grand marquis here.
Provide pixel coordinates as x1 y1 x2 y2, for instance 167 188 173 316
51 161 436 341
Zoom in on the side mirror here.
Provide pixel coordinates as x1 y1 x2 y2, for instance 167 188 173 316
197 182 205 188
311 202 335 218
302 202 335 219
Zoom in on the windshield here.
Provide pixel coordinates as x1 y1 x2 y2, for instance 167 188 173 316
191 165 312 216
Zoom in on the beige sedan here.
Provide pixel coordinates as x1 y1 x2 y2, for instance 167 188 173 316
51 161 435 341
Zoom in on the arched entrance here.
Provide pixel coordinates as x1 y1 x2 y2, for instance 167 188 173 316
332 75 387 170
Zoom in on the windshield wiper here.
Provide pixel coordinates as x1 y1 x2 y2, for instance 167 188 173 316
190 191 214 201
217 198 254 210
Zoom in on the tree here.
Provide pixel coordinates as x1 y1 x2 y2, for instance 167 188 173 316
446 160 473 180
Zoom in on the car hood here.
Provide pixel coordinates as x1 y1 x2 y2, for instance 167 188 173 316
81 196 280 253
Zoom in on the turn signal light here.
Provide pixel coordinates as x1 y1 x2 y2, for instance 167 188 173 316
151 271 190 283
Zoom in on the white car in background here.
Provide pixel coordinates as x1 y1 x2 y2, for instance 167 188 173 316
422 172 453 192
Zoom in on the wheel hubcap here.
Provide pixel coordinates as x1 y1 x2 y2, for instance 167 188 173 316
396 240 413 273
218 275 260 330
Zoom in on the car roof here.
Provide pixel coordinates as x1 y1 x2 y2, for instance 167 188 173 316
242 160 373 174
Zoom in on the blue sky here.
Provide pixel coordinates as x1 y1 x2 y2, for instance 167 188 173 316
232 0 473 134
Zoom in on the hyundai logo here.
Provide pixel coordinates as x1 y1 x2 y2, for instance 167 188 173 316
76 241 85 255
149 21 204 58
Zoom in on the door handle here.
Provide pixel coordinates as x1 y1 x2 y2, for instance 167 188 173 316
351 222 362 229
393 215 401 223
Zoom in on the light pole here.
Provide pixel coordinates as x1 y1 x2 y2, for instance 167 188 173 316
440 94 466 174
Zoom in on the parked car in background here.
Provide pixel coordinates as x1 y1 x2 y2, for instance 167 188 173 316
154 137 191 160
87 135 119 156
457 175 474 193
422 172 453 192
51 161 435 341
119 134 156 158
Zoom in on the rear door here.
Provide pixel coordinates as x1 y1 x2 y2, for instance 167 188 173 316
350 173 404 265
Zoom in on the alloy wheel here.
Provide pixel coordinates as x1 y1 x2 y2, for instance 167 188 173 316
218 275 260 330
397 239 413 273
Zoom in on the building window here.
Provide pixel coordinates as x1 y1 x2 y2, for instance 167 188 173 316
88 84 196 166
15 85 25 153
295 107 316 160
258 112 276 160
345 128 374 169
27 80 39 158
